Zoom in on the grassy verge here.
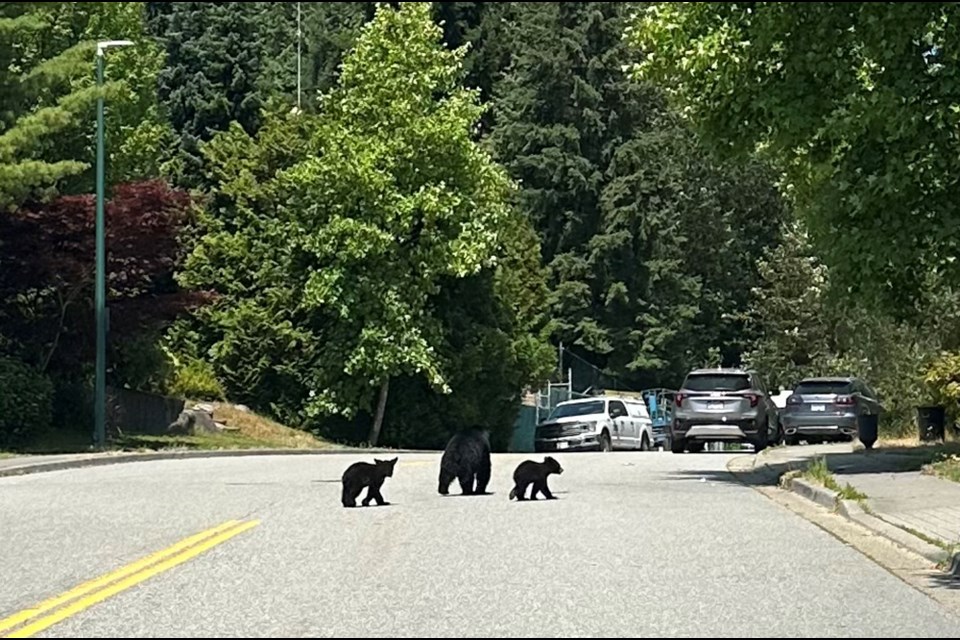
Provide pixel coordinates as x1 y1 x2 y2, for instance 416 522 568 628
116 402 341 452
4 402 343 455
923 453 960 483
803 456 868 502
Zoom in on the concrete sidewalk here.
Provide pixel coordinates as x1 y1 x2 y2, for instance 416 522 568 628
729 442 960 567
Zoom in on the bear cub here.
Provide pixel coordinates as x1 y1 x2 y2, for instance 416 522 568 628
341 457 398 508
509 456 563 501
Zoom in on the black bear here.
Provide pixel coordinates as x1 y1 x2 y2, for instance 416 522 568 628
341 457 398 508
438 427 492 496
509 456 563 501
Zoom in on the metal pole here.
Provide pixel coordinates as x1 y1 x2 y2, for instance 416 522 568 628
94 50 106 449
297 2 302 109
92 40 131 449
558 341 563 380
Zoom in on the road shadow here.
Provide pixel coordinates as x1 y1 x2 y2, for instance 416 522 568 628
927 572 960 590
773 442 960 480
668 442 960 490
440 491 498 498
667 467 775 488
342 501 398 508
927 555 960 591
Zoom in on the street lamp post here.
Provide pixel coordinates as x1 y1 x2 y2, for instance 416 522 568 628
94 39 133 449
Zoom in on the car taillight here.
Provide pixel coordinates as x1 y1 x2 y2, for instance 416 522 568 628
836 395 855 405
745 394 759 407
675 393 684 407
787 395 801 405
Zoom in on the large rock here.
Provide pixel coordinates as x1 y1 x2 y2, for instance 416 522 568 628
167 408 221 436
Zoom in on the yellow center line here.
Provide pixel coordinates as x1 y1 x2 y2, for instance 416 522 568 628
1 519 259 638
0 519 241 635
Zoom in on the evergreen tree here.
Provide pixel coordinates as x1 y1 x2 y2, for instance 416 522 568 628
491 2 787 388
741 220 832 391
254 2 504 120
146 2 263 188
1 2 168 210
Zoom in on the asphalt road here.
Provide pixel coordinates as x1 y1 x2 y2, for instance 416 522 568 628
1 451 958 637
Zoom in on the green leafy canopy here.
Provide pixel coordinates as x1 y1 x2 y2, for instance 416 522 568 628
179 2 516 429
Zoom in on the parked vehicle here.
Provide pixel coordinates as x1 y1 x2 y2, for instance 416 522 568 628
534 396 654 452
670 368 780 454
781 377 883 445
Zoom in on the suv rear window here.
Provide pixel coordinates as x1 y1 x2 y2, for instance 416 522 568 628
683 374 751 392
795 381 853 395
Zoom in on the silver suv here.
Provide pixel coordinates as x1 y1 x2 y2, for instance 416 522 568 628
670 368 780 454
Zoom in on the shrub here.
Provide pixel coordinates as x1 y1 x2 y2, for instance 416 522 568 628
0 356 54 449
168 357 225 401
922 351 960 425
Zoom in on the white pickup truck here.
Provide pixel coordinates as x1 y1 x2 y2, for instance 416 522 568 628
533 396 655 453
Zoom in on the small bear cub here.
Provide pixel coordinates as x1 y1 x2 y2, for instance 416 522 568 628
341 457 398 508
509 456 563 501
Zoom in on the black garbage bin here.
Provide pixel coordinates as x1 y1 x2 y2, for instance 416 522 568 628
917 405 946 442
857 413 878 450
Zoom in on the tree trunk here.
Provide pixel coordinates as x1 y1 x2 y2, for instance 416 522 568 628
368 378 390 446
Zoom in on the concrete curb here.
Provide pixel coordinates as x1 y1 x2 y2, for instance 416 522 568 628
0 447 438 479
785 476 839 511
725 453 958 572
836 498 949 566
742 456 957 570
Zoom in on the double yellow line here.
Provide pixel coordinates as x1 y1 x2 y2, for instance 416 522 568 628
1 519 260 638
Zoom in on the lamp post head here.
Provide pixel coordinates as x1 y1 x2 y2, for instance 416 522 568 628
97 40 134 56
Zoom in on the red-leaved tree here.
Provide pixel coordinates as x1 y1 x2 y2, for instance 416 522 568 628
0 180 213 375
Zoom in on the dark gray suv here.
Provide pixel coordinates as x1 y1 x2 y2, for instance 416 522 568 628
670 368 780 454
781 377 883 445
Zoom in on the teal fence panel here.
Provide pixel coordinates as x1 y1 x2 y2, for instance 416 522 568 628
509 405 538 453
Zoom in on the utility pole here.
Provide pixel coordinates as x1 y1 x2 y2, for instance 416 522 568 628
296 2 302 110
94 39 134 449
558 342 563 381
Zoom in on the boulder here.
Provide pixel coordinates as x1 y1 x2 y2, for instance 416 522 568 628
167 408 221 435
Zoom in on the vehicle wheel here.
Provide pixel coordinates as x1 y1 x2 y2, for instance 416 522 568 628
599 431 612 452
687 441 705 453
640 433 651 451
784 435 798 447
671 438 685 454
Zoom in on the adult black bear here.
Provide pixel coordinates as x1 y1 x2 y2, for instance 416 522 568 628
341 457 398 508
509 456 563 501
438 427 492 496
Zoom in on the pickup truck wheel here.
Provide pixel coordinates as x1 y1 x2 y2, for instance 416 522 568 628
640 433 651 451
671 438 685 454
599 431 612 452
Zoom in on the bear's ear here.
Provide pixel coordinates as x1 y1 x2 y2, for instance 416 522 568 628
374 458 383 464
389 457 398 465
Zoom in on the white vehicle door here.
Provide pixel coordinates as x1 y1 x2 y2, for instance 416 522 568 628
618 400 639 448
626 400 652 450
607 399 630 449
